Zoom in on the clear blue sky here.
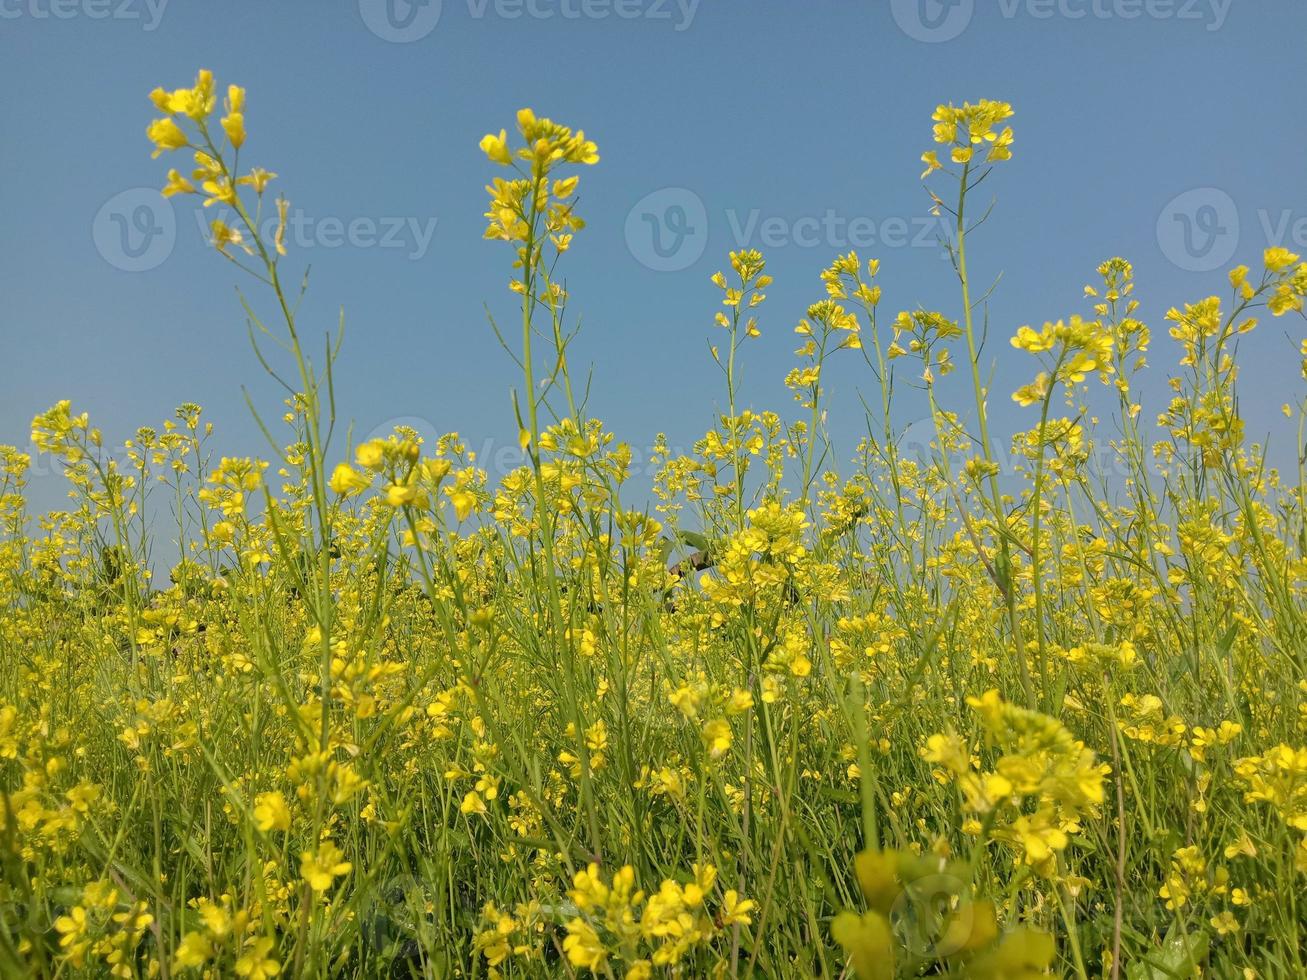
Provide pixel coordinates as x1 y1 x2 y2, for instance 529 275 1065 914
2 0 1304 523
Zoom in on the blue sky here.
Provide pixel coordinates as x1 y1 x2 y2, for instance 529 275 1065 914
2 0 1304 525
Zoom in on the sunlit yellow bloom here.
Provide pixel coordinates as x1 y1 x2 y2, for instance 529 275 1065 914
701 718 732 759
562 918 606 970
329 462 369 496
175 931 213 968
147 117 188 157
356 440 387 469
449 489 475 521
1265 246 1300 271
210 220 245 255
234 937 280 980
161 168 195 196
300 842 352 892
253 791 291 833
222 112 246 149
480 129 512 165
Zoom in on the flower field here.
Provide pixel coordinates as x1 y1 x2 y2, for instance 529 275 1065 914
2 71 1307 978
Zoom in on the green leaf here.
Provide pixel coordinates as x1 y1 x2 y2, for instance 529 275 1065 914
1125 925 1210 980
